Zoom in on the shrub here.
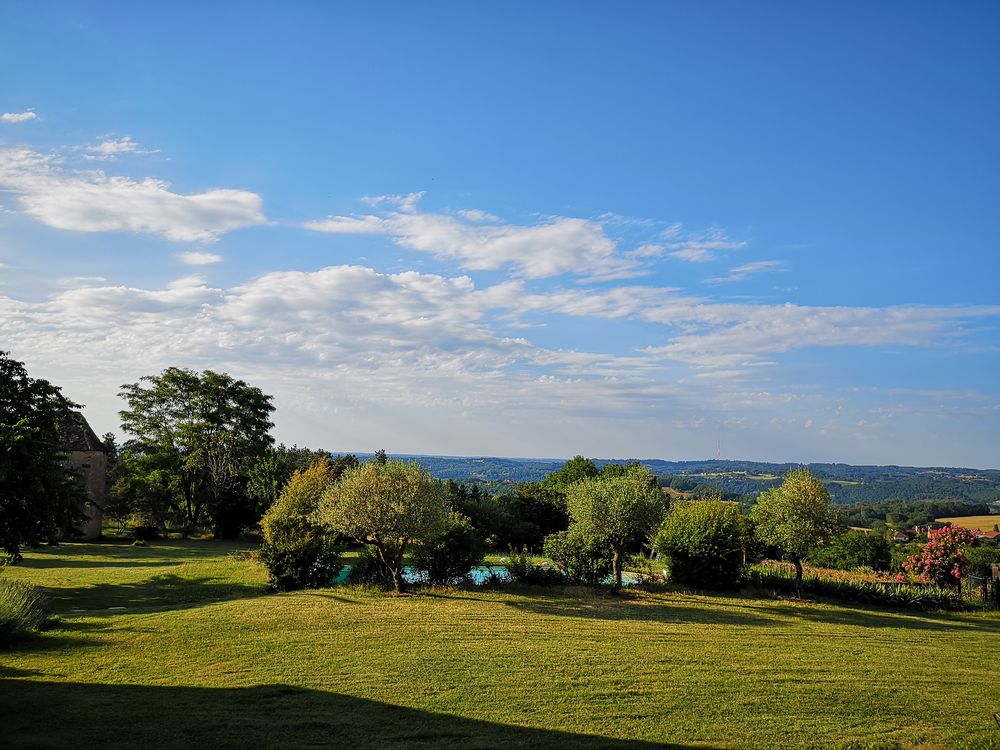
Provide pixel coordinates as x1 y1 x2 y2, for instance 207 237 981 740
0 579 50 644
132 524 160 541
901 526 976 587
965 545 1000 578
653 500 749 589
505 547 565 586
543 529 613 586
412 513 486 586
259 458 341 592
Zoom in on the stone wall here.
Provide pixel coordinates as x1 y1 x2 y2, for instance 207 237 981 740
64 450 107 539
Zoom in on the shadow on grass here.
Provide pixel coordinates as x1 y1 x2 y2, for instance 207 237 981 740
19 558 183 569
0 680 708 749
42 574 265 614
425 587 998 633
424 589 781 628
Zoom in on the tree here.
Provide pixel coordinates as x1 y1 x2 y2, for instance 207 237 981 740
564 464 667 593
0 352 86 562
750 469 838 590
654 500 750 589
808 529 892 571
117 367 274 535
314 459 449 592
259 456 341 591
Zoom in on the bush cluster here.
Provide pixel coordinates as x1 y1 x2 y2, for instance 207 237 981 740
653 500 748 590
259 458 342 592
412 513 486 586
543 530 613 586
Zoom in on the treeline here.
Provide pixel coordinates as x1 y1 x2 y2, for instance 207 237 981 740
838 499 992 529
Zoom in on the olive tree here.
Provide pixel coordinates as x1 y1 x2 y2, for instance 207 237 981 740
564 465 667 593
750 468 838 589
314 459 449 592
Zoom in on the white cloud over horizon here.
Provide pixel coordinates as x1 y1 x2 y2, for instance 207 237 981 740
2 263 997 464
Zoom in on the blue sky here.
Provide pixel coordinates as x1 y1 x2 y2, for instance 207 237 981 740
1 2 998 467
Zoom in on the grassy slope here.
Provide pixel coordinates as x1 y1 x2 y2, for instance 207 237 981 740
1 541 998 750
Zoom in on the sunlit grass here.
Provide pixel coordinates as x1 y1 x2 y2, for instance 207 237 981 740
2 540 998 749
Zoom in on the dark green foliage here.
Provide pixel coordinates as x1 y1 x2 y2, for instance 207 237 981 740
132 525 160 541
0 579 50 643
654 500 749 589
747 564 966 611
259 537 341 592
543 530 612 586
346 546 395 587
412 513 486 585
965 545 1000 578
839 499 991 529
807 530 892 571
538 455 598 495
0 351 86 563
505 547 565 586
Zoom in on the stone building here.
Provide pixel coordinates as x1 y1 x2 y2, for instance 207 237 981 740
60 412 107 539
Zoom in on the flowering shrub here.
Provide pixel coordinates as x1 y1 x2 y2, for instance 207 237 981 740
900 526 976 586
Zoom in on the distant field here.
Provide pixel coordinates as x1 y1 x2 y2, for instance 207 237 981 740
2 540 999 749
937 515 1000 532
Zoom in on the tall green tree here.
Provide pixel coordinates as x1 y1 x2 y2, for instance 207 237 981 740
314 458 449 592
0 352 84 562
117 367 275 535
750 468 838 588
564 464 667 593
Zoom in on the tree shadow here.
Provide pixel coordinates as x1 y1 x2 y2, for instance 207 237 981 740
18 558 183 569
425 587 998 634
41 574 266 614
750 601 1000 633
425 589 783 628
0 680 711 749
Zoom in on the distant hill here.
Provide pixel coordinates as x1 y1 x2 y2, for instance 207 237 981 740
361 453 1000 506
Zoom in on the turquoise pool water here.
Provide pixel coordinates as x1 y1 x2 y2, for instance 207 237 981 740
330 565 641 586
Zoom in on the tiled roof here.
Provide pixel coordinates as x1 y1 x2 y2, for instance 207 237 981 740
59 412 106 453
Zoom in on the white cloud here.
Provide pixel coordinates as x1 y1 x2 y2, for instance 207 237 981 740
708 260 785 284
1 110 37 123
306 197 646 280
3 266 998 464
83 136 156 161
178 251 223 265
664 226 746 263
0 147 266 242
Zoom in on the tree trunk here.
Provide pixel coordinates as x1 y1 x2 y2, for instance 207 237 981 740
611 548 623 594
793 556 803 596
374 541 406 594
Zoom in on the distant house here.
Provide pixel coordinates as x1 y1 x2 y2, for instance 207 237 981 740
60 412 107 540
892 531 911 543
978 530 1000 545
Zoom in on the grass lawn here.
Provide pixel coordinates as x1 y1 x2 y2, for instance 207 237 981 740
2 540 999 749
